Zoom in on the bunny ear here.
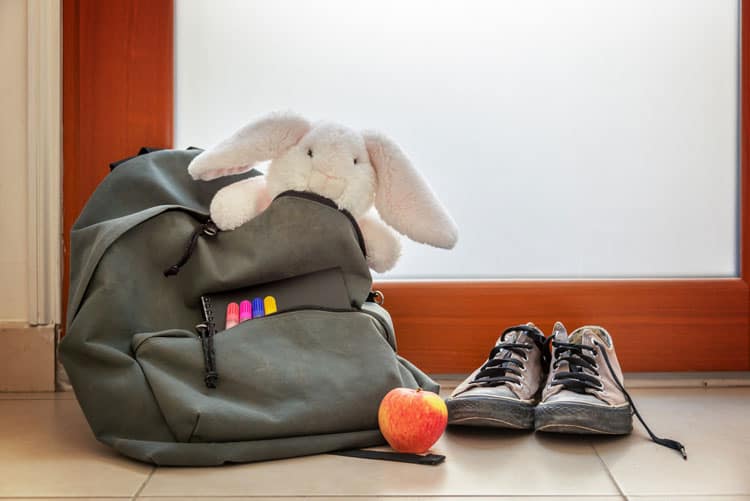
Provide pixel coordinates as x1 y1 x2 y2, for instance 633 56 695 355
363 130 458 249
188 111 311 181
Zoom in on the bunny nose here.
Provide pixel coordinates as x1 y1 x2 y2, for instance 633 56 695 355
308 169 346 198
312 167 339 181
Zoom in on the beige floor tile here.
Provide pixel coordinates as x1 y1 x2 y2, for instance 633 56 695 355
139 497 624 501
631 497 750 501
142 428 619 497
591 388 750 496
0 399 152 497
138 497 624 501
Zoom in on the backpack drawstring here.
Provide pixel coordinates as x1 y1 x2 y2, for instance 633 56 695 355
163 219 219 277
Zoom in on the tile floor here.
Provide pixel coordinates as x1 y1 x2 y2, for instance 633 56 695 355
0 385 748 500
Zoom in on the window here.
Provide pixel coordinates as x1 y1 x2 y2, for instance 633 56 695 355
175 0 739 279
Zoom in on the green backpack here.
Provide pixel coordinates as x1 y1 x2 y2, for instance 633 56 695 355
60 149 438 466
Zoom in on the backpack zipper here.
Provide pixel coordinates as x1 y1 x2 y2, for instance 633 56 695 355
164 191 367 278
195 321 219 389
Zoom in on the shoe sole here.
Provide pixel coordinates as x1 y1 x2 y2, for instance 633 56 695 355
446 396 535 429
535 402 633 434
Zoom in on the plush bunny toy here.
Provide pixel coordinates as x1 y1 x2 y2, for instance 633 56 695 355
187 111 458 272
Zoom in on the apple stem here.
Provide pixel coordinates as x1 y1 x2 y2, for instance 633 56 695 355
416 387 422 393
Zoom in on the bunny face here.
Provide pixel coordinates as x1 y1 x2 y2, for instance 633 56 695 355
188 111 458 250
266 123 376 217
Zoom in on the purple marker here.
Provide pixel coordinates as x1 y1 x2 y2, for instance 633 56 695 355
252 297 265 318
239 300 252 322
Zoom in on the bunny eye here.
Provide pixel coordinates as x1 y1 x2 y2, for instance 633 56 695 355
307 149 313 158
353 158 358 165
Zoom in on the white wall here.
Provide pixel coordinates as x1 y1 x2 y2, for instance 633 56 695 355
0 0 29 320
175 0 738 279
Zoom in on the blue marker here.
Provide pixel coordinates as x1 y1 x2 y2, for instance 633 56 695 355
252 297 265 318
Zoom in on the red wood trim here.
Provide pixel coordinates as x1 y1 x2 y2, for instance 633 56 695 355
374 280 749 373
62 0 174 332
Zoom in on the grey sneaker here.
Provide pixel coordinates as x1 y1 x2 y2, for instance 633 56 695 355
446 324 547 429
536 322 687 459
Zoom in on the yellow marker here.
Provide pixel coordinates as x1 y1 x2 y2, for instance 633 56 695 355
263 296 277 315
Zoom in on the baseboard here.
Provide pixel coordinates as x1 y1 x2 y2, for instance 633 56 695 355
0 323 55 391
435 372 750 392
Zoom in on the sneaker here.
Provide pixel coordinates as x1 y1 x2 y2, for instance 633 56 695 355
535 322 687 459
445 323 547 429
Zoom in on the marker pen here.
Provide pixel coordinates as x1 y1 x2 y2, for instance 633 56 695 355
239 300 252 322
264 296 277 315
252 297 265 318
225 302 240 329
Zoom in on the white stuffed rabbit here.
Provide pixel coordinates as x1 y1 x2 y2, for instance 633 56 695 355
187 111 458 272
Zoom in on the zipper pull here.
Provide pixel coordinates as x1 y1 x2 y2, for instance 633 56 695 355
195 322 218 389
164 219 219 277
366 290 385 305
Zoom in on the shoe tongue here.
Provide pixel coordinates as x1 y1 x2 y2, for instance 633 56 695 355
551 321 568 342
497 322 538 345
569 326 610 346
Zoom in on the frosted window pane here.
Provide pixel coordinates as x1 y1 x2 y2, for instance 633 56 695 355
175 0 738 278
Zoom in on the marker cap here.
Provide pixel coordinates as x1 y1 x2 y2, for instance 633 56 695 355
252 297 265 318
239 300 252 322
226 302 240 329
264 296 277 315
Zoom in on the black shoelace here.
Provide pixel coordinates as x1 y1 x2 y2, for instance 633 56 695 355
470 325 546 387
547 338 687 460
548 341 603 393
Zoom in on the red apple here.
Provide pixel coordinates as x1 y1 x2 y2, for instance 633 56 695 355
378 387 448 454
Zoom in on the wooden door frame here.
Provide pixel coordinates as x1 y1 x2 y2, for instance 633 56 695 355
63 0 750 373
62 0 174 332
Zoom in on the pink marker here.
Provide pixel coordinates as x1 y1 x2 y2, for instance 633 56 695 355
225 302 240 330
239 300 253 322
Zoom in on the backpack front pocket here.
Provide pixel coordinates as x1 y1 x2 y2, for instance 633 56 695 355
132 309 416 443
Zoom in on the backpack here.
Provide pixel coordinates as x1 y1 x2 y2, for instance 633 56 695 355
60 148 439 466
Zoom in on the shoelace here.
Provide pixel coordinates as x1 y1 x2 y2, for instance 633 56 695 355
548 341 602 392
547 337 687 460
470 325 546 387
